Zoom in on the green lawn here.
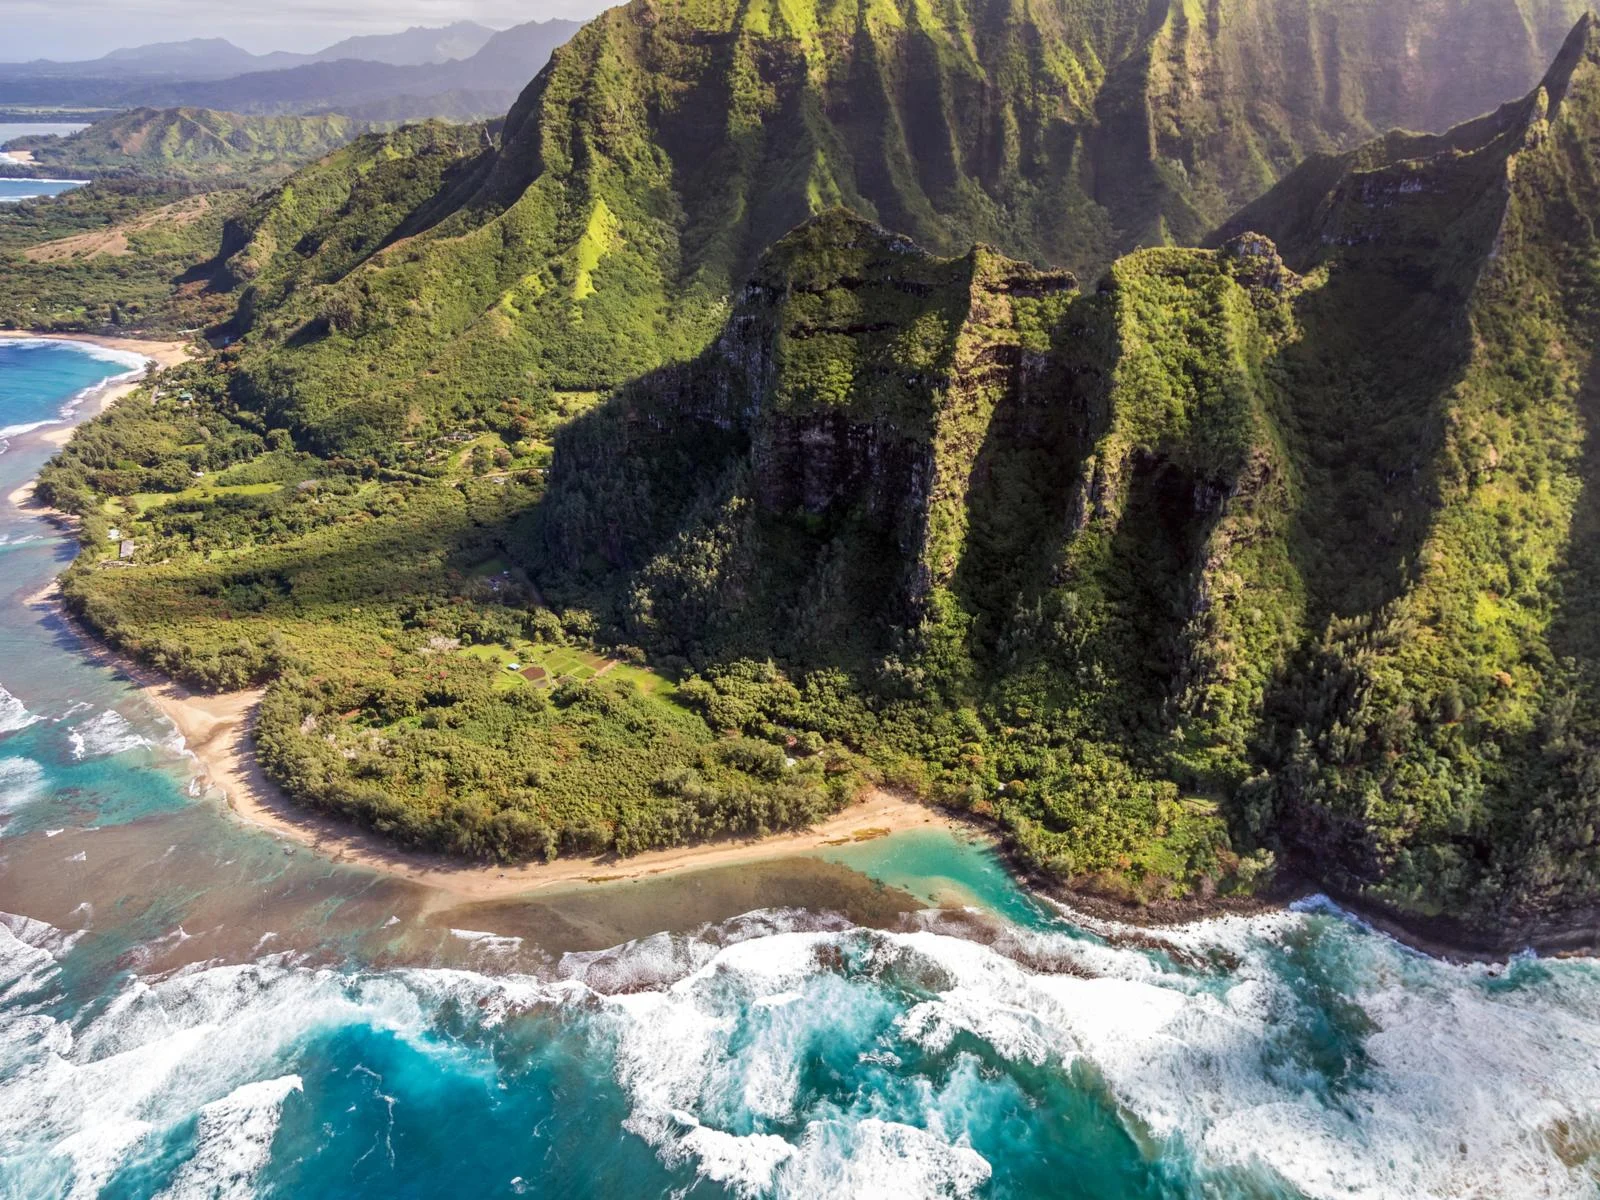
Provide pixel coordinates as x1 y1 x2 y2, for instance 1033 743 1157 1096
106 481 285 519
459 638 677 700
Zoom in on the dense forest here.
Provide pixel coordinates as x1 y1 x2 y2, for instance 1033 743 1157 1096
21 2 1600 946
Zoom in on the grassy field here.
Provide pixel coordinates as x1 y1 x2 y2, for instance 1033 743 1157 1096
107 481 285 519
460 638 678 699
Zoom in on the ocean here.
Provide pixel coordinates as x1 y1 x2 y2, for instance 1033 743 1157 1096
0 179 86 203
2 340 1599 1198
0 122 88 188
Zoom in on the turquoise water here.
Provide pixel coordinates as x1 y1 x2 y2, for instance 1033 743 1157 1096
4 344 1600 1198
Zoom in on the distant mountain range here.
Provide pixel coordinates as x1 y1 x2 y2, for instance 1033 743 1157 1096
4 23 500 78
0 19 583 120
4 107 368 180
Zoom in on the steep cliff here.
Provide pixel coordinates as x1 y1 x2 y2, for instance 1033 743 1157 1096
216 0 1589 454
530 15 1600 941
529 208 1304 897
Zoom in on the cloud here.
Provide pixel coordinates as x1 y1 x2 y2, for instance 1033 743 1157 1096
2 0 610 61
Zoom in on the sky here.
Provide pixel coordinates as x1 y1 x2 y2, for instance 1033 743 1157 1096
0 0 612 61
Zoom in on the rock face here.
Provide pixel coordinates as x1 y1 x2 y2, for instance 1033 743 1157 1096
732 214 1079 594
535 209 1082 633
218 0 1591 454
532 16 1600 945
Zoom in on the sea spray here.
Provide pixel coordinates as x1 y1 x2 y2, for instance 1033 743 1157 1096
0 684 38 735
2 904 1597 1198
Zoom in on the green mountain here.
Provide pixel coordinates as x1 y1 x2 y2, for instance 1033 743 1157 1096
526 14 1600 944
10 107 363 180
216 0 1589 456
34 5 1600 946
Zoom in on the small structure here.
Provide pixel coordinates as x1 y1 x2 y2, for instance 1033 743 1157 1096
118 540 136 561
107 528 120 541
506 662 522 671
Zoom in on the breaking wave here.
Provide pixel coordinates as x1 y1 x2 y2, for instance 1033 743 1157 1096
0 756 45 817
0 684 38 736
0 902 1596 1197
66 709 150 760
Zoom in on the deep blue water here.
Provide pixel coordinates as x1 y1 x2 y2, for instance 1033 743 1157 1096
3 344 1600 1198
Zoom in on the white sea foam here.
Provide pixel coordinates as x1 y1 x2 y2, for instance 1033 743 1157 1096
448 928 524 954
0 684 38 735
67 709 150 760
53 1118 154 1200
0 962 442 1194
779 1118 992 1199
572 911 1600 1199
153 1074 302 1200
0 912 67 1003
0 756 46 816
674 1113 795 1195
0 341 147 461
2 898 1598 1198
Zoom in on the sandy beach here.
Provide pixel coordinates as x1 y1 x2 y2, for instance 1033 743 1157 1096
141 674 960 900
0 328 193 369
0 331 193 469
42 602 965 902
8 324 965 900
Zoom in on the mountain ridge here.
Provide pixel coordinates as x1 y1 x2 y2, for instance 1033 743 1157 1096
26 4 1600 946
518 11 1600 940
6 22 502 78
197 0 1591 460
0 19 584 121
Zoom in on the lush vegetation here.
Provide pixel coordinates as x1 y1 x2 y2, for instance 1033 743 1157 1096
0 180 244 331
518 18 1600 928
204 0 1589 457
0 119 486 335
38 359 868 861
23 4 1600 941
6 108 364 181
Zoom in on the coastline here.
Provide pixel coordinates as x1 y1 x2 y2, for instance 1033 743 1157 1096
45 602 970 903
115 650 966 900
0 328 193 369
64 595 1600 956
1 330 192 503
1 328 971 906
8 331 1591 953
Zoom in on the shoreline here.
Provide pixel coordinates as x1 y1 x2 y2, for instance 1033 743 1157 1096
7 332 1592 953
57 622 970 901
0 331 192 478
3 331 967 906
0 328 193 370
40 601 1600 955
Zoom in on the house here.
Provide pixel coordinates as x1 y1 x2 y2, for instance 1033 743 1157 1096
118 540 135 561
